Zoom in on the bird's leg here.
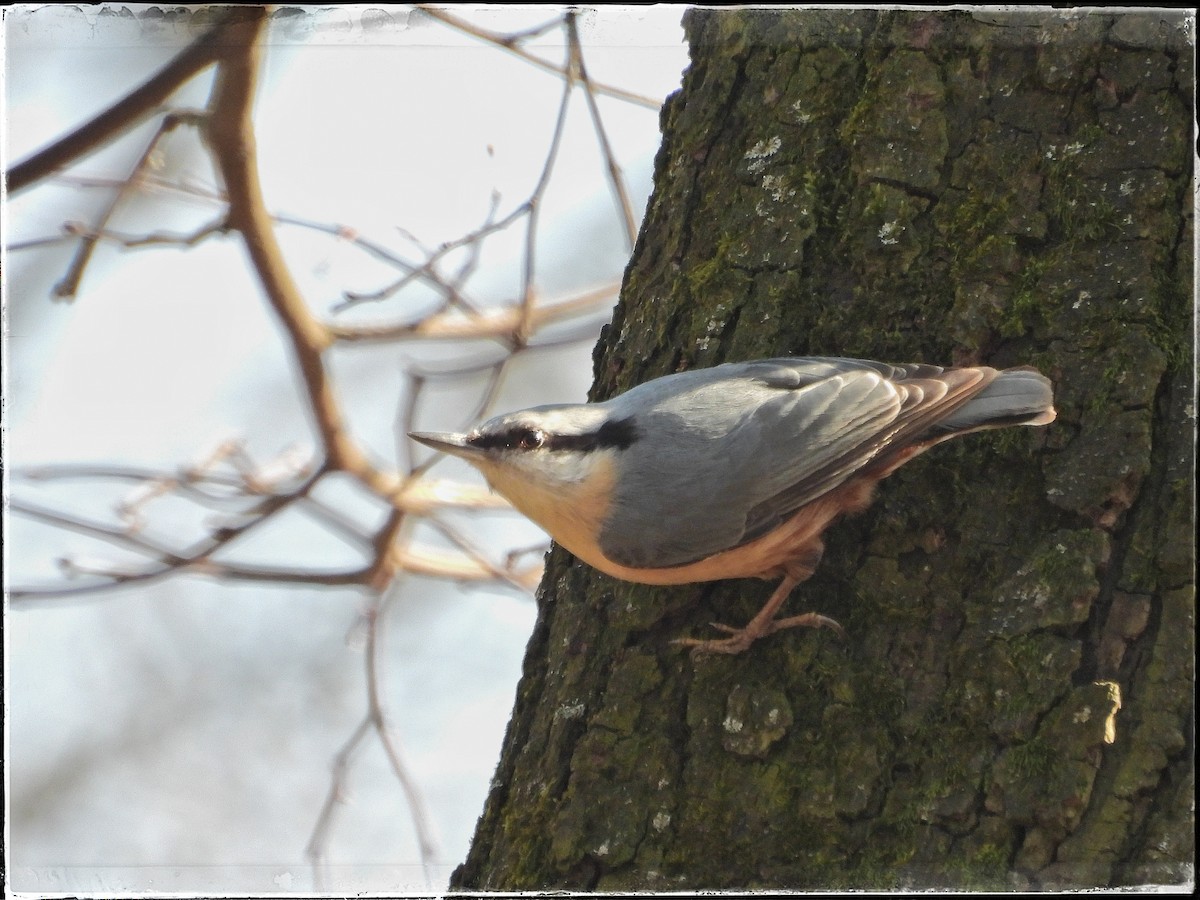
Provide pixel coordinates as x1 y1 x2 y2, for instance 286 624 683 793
673 542 843 655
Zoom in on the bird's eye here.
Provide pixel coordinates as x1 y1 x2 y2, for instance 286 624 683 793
516 428 545 450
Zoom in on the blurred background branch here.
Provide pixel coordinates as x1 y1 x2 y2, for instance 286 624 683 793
7 8 256 194
4 4 686 893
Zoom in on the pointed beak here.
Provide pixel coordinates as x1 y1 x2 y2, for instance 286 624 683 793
408 431 484 461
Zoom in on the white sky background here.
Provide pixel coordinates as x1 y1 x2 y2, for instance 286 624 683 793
3 5 689 894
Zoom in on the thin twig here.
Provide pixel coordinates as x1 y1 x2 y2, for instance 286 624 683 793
447 190 502 300
430 516 542 594
306 714 373 890
53 111 210 299
517 44 576 339
414 6 662 110
5 473 386 601
333 198 508 312
277 212 483 315
20 172 441 288
491 13 564 45
505 541 552 570
325 282 618 344
298 496 378 552
9 497 187 563
461 357 513 428
19 462 245 488
62 217 227 252
392 542 540 588
396 371 427 476
16 171 481 314
364 585 440 883
567 13 639 249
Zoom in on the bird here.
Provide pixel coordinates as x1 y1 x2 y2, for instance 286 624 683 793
410 356 1056 655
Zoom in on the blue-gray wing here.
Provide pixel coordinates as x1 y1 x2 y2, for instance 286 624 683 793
597 358 993 569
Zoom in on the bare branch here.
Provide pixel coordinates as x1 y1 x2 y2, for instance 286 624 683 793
308 585 443 889
8 5 655 886
331 199 508 313
9 497 186 563
17 444 315 513
15 175 473 314
364 588 440 880
415 6 662 110
4 477 381 601
567 13 639 249
327 282 617 345
430 516 542 595
392 478 511 515
276 211 483 316
7 9 256 194
513 45 576 339
306 715 373 890
204 7 386 494
394 543 541 590
297 496 378 552
19 461 247 491
61 217 227 252
459 357 513 429
52 110 210 299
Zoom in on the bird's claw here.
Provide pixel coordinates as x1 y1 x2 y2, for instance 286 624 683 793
708 622 740 635
671 632 755 656
673 611 845 655
774 612 847 640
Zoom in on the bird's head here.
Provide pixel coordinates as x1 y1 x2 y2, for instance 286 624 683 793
410 404 639 499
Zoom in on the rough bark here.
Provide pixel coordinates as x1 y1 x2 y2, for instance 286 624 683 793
451 9 1193 891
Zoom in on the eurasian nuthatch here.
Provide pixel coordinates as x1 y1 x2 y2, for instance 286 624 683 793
411 356 1056 654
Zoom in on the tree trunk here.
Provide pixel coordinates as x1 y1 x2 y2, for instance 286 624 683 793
451 9 1193 891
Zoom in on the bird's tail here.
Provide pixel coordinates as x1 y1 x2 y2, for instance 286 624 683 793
933 366 1057 434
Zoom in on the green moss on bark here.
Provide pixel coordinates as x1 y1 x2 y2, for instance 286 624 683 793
453 8 1194 892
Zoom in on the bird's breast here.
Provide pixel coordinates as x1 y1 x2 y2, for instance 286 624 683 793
480 454 878 589
478 453 621 575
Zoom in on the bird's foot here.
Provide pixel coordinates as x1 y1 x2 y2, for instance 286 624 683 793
673 611 845 656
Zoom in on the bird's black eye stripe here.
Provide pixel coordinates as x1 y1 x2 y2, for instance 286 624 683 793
544 418 638 451
469 417 638 452
469 427 544 451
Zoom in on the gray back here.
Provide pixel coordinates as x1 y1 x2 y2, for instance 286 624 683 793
596 357 1051 569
